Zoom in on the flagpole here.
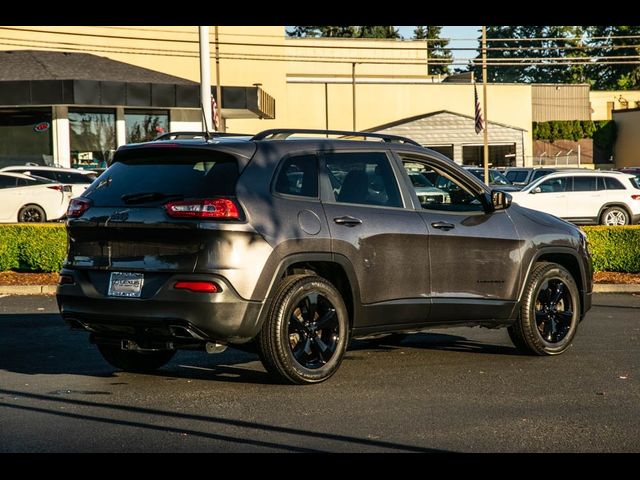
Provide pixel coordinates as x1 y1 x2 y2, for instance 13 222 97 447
482 26 489 186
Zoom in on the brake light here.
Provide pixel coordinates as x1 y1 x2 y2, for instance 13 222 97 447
67 198 92 218
632 195 640 200
164 198 240 219
47 185 63 192
173 281 220 293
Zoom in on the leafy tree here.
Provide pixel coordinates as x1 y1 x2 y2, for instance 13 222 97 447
586 26 640 90
287 26 400 39
470 26 589 84
413 26 452 75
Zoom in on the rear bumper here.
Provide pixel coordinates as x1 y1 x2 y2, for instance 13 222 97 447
56 268 263 343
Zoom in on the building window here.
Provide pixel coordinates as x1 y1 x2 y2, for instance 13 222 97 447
69 109 116 168
0 108 53 168
425 145 454 160
462 144 516 167
125 109 169 143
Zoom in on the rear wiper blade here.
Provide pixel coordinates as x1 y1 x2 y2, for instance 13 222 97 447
121 192 184 204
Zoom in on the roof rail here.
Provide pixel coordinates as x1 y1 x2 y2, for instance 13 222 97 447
251 128 422 147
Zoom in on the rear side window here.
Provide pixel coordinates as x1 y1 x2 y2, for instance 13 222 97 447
603 177 625 190
325 152 402 208
83 149 239 206
274 155 318 198
506 170 529 183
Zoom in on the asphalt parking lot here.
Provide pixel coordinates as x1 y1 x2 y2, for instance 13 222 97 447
0 293 638 453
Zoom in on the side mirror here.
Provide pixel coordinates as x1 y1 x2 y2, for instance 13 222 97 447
531 186 542 194
491 190 512 211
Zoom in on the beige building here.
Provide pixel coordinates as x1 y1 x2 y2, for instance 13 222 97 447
612 108 640 168
0 25 637 169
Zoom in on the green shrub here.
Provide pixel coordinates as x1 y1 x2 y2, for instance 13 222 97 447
0 224 67 272
583 226 640 273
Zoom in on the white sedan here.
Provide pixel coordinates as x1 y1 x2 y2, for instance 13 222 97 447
0 172 71 223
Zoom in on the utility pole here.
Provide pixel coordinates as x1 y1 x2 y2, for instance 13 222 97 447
215 26 223 132
199 26 213 134
352 63 357 131
482 26 489 186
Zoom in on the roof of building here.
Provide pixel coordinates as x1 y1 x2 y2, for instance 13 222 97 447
0 50 196 84
365 110 527 132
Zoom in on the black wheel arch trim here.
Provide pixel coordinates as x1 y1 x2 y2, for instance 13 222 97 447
519 246 591 316
253 252 362 334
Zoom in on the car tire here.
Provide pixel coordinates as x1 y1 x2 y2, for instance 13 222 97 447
257 274 349 385
97 344 175 373
18 204 46 223
600 206 629 226
508 262 580 355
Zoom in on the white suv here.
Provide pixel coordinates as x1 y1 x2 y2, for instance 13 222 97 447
509 170 640 225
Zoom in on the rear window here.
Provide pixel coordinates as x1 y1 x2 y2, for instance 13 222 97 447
506 170 529 183
83 149 239 206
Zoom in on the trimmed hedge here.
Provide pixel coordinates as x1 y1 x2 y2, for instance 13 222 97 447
582 226 640 273
1 224 639 274
0 224 67 272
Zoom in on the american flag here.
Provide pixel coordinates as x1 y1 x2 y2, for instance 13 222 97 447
474 82 484 134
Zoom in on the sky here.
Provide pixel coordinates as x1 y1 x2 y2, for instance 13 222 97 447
397 26 481 66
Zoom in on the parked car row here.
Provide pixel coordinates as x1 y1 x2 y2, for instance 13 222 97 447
0 166 96 223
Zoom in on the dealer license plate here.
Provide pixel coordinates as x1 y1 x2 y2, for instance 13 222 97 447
108 272 144 298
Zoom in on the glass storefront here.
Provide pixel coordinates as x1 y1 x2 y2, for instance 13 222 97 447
125 110 169 143
0 108 53 168
69 108 116 169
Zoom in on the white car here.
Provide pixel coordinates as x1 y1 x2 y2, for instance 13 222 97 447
509 170 640 225
0 172 71 223
0 166 96 198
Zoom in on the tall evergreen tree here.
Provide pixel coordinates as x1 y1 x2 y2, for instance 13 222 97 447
413 26 452 75
587 26 640 90
287 26 400 38
470 26 589 84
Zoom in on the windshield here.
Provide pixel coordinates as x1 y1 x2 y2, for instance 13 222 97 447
468 169 512 185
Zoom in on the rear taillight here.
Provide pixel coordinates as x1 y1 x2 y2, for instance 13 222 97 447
631 195 640 200
47 185 63 192
173 281 220 293
164 198 240 219
67 198 92 218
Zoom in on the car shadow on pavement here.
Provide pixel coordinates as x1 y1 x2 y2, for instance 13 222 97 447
350 332 523 356
0 388 449 452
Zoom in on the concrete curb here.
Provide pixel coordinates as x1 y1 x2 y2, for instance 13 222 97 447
593 284 640 293
0 285 57 295
1 284 639 296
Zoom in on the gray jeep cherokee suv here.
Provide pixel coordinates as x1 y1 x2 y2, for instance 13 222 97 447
57 129 593 384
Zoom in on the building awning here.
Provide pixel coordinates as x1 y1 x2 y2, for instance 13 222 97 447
0 50 275 119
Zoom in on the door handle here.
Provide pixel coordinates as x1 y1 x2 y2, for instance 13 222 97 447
431 221 455 231
334 216 363 227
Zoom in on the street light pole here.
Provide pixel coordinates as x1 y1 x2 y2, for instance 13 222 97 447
199 26 213 134
482 26 489 186
215 26 223 132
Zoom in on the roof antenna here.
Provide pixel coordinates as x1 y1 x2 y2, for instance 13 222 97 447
200 101 211 141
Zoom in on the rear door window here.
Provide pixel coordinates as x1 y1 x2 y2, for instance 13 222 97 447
571 176 597 192
83 149 239 207
324 152 402 208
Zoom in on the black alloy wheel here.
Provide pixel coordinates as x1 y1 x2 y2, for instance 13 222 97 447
508 262 580 355
287 291 340 369
18 204 46 222
257 274 349 384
